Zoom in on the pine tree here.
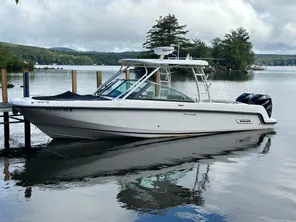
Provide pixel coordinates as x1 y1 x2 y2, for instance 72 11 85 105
211 38 226 69
143 14 189 50
189 39 210 58
221 27 255 70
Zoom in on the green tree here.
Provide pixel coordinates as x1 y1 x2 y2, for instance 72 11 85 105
210 37 226 69
211 38 224 59
0 47 9 68
0 45 33 72
143 14 189 50
189 39 210 58
221 27 254 70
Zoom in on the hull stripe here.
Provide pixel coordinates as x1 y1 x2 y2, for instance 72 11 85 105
16 106 277 125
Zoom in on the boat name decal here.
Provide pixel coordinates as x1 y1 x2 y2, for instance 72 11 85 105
35 101 49 104
236 119 251 124
183 113 196 116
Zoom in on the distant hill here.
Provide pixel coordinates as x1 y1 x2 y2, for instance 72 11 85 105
0 42 34 72
0 41 143 66
2 41 295 67
255 54 296 66
50 47 77 52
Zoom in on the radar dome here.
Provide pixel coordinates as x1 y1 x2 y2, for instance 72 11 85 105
153 47 174 58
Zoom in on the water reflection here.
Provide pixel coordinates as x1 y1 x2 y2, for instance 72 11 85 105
11 129 274 186
1 72 38 87
209 70 254 81
6 130 275 220
115 130 273 215
117 164 210 214
3 158 10 181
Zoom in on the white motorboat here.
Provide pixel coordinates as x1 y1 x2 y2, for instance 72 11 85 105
10 47 277 139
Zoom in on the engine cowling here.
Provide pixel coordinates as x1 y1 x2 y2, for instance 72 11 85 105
236 93 272 118
235 93 255 103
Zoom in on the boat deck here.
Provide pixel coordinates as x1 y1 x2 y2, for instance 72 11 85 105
0 103 12 112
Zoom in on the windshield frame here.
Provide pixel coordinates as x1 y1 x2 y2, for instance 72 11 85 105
96 79 195 103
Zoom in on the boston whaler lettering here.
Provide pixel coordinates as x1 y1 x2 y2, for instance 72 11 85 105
10 47 277 139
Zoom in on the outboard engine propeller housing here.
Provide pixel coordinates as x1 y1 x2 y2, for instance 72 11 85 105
236 93 273 117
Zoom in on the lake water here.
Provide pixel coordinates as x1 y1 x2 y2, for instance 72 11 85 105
0 66 296 222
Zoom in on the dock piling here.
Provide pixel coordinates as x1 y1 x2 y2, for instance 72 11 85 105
72 70 77 93
1 69 10 149
23 69 31 149
96 71 102 88
155 71 160 97
1 69 8 102
23 69 30 97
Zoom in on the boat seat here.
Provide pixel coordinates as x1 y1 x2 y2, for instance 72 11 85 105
166 94 194 102
167 94 186 100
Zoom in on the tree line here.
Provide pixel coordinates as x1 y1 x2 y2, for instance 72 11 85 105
142 14 255 71
255 54 296 66
0 42 95 66
0 42 140 72
0 44 34 72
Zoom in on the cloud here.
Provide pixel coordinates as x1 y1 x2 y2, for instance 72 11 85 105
0 0 294 53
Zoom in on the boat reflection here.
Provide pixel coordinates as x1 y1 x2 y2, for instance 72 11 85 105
117 164 210 213
10 130 274 216
115 130 273 215
11 129 274 187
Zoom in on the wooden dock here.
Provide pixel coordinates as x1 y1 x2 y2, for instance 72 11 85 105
0 103 12 112
1 68 31 150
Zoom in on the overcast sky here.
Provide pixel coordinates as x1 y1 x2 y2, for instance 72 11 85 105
0 0 296 54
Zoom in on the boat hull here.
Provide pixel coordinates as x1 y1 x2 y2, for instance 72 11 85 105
16 105 276 139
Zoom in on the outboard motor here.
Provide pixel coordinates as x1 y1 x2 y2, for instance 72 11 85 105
249 94 272 117
236 93 255 103
236 93 273 117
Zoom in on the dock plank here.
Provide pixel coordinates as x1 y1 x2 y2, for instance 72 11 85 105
0 103 12 112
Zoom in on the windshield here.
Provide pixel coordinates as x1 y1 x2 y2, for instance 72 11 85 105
134 82 194 102
99 79 125 96
96 79 148 98
96 79 194 102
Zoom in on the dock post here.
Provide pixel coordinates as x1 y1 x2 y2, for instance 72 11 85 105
1 69 10 149
125 69 130 80
23 69 31 149
72 70 77 93
96 71 102 88
155 71 160 97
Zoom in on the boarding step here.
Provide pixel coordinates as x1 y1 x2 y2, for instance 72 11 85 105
195 74 209 79
195 73 207 76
